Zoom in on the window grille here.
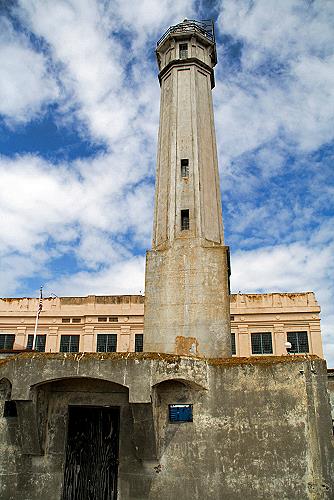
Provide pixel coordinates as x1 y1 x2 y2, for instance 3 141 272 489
109 316 118 322
72 318 81 323
181 159 189 178
231 333 236 355
27 335 46 352
0 334 15 350
135 334 143 352
60 335 80 353
251 333 273 355
181 209 190 230
96 334 117 352
62 318 70 323
169 404 193 423
287 332 309 353
179 43 188 59
98 317 107 322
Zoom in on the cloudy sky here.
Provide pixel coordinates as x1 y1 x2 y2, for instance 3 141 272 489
0 1 333 364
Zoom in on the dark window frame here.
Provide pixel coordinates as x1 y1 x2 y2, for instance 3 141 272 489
60 335 80 353
3 401 17 418
181 209 190 231
251 332 273 355
96 333 117 353
135 334 144 352
231 332 236 355
0 334 15 350
181 159 189 178
179 43 188 59
287 331 309 353
27 334 46 352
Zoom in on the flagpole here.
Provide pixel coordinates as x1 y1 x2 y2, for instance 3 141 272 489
32 286 43 351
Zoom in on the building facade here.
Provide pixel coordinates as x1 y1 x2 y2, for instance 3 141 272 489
0 291 323 358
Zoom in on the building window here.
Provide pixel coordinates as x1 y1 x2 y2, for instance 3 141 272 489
179 43 188 59
60 335 80 353
135 334 143 352
251 333 273 355
98 317 108 322
109 316 118 322
62 318 70 323
231 333 236 355
0 334 15 350
169 404 193 423
287 332 309 353
181 209 190 230
27 335 46 352
3 401 17 418
97 334 117 352
181 159 189 178
72 318 81 323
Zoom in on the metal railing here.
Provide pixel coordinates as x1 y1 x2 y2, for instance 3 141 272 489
157 19 215 47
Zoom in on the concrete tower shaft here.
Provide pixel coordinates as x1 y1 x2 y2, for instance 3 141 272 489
144 20 231 358
153 20 224 249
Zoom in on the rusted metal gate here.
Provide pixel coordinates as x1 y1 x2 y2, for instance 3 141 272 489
62 406 119 500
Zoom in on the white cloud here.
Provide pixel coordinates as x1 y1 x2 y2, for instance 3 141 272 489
15 0 192 145
215 0 334 164
50 255 146 296
0 17 58 124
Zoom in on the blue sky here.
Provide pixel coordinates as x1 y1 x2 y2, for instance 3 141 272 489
0 0 333 365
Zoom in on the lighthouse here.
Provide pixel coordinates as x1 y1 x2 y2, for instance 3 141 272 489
144 20 231 357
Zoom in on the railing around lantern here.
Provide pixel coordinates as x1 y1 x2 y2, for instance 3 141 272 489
157 19 215 47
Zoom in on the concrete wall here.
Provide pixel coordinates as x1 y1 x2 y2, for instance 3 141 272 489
327 370 334 423
0 353 333 499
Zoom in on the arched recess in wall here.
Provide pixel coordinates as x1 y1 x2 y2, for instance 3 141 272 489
152 378 206 457
29 377 130 456
30 376 129 395
152 376 207 391
0 377 12 401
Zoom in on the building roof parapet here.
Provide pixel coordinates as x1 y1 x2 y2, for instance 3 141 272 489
230 292 319 311
0 294 145 312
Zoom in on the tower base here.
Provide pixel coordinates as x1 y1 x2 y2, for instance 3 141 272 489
144 240 231 357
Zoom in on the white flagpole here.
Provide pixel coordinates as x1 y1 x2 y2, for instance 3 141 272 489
32 286 43 351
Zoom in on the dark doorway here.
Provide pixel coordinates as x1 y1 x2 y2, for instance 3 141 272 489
62 406 120 500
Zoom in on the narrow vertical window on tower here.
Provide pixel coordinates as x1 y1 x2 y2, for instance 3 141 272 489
181 159 189 178
179 43 188 59
181 209 190 231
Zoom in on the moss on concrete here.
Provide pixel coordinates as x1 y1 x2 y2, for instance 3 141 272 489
0 351 321 369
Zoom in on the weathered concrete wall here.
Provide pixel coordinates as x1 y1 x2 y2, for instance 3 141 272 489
144 240 231 357
0 353 333 499
327 370 334 422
